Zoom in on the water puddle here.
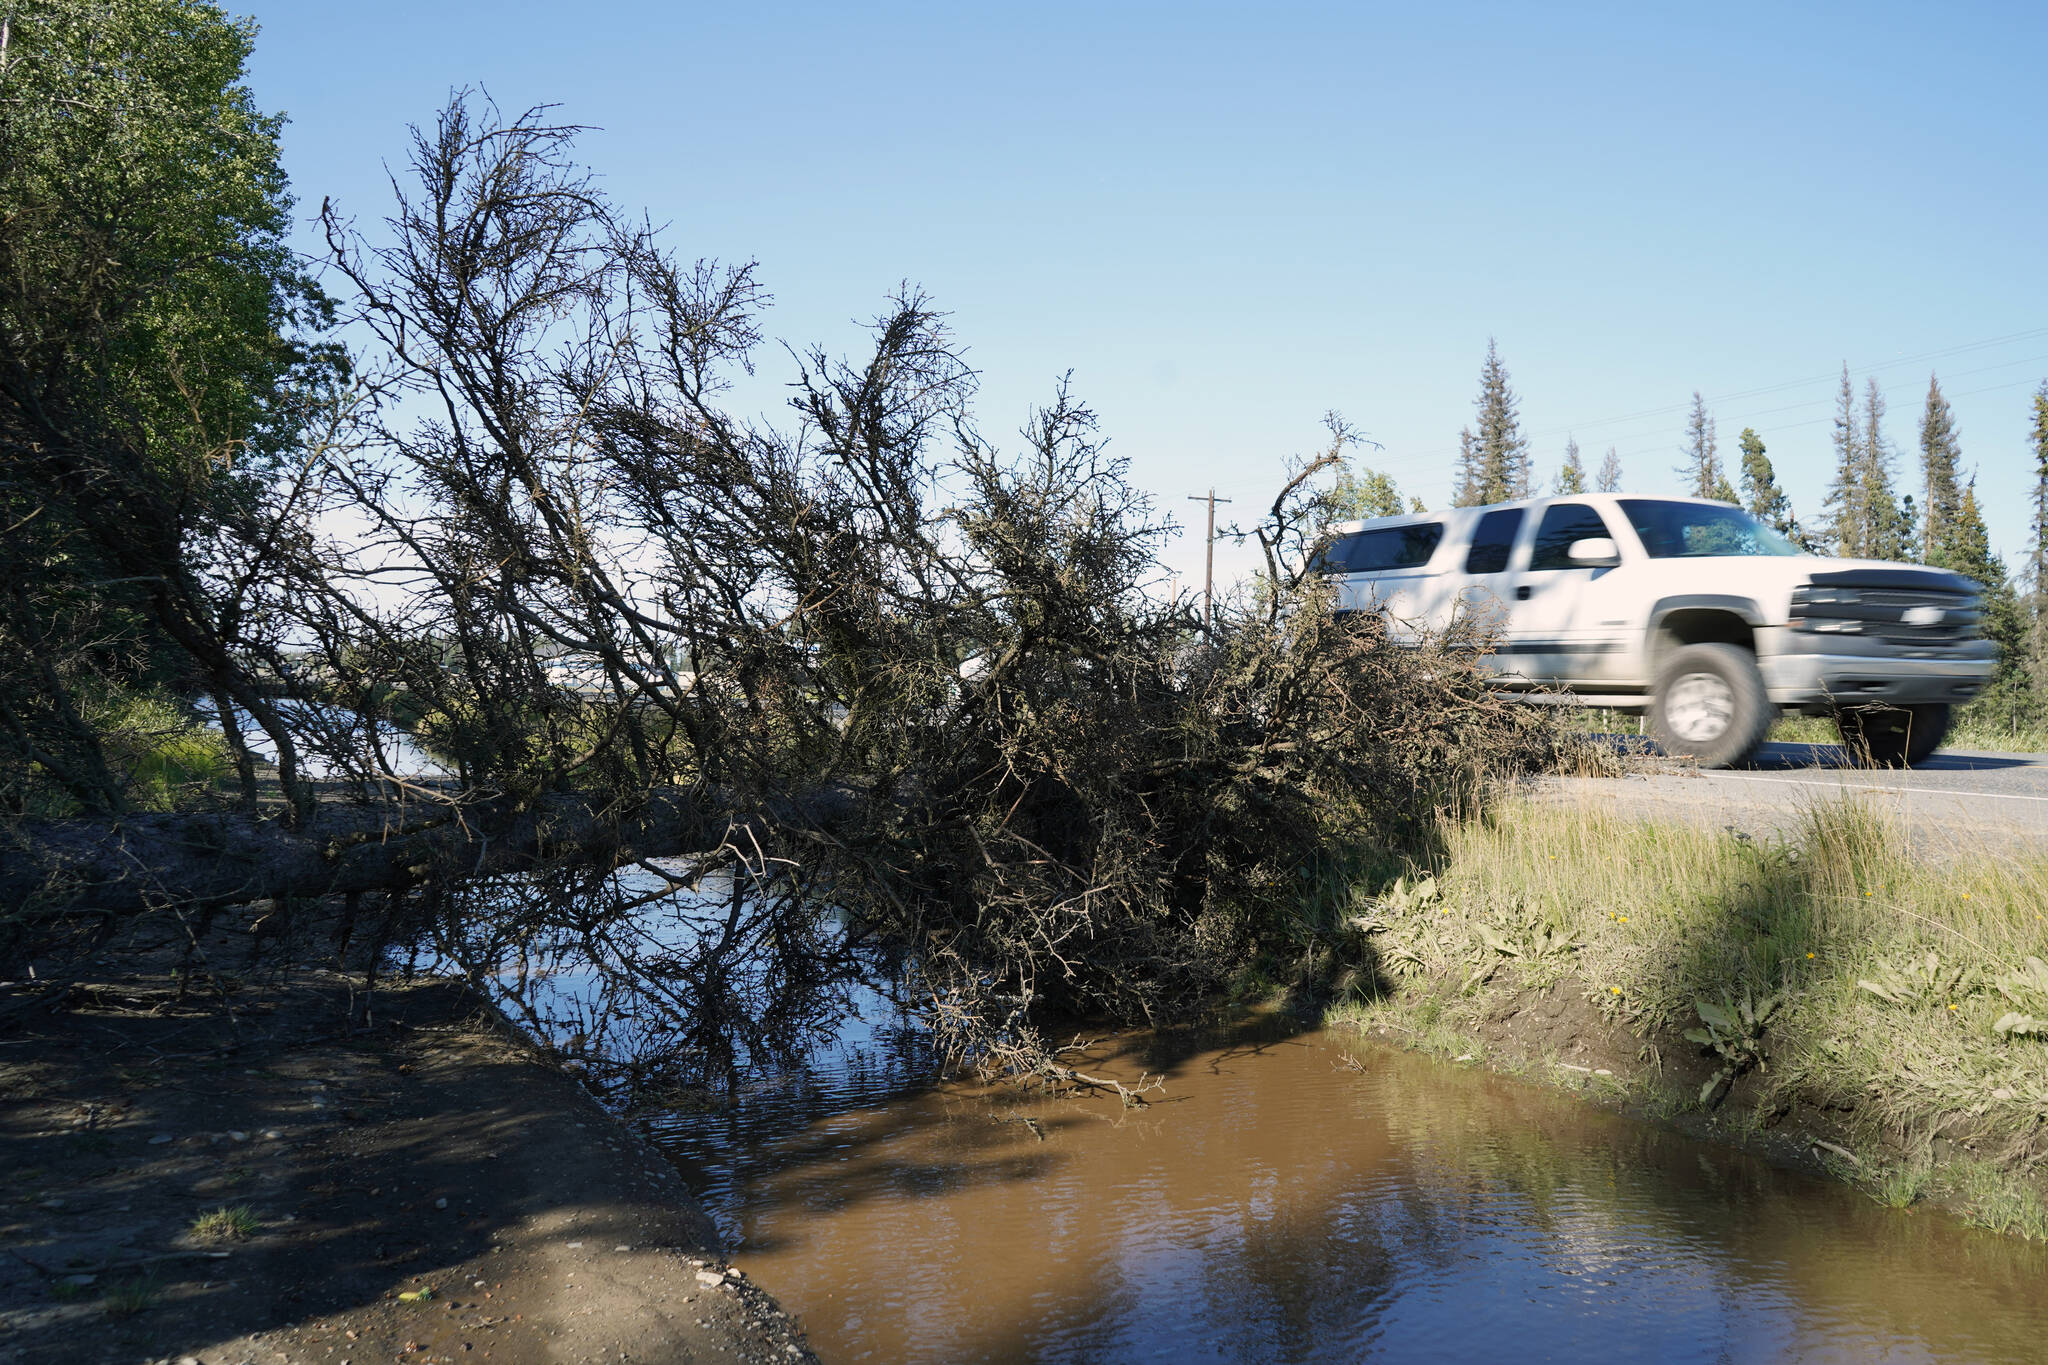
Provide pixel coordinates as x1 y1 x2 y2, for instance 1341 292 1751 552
642 1014 2048 1363
445 869 2048 1361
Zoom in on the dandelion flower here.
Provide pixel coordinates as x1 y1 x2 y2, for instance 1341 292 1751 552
1619 915 1629 923
1806 952 1816 959
1610 987 1622 995
1949 1004 1959 1012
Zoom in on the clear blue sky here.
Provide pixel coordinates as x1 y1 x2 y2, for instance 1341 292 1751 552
242 0 2048 593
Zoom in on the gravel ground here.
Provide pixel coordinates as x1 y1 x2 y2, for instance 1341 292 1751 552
1536 741 2048 857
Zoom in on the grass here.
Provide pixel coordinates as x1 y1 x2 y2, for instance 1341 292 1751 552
1768 704 2048 753
1549 700 2048 754
101 1277 157 1317
1333 793 2048 1234
188 1204 260 1242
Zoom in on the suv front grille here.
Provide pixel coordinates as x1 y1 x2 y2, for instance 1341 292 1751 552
1790 585 1981 646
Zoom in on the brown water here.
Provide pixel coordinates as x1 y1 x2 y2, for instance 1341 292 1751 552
645 1013 2048 1363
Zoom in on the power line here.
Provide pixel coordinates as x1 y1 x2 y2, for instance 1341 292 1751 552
1398 325 2048 467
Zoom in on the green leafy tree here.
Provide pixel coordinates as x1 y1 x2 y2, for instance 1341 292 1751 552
1327 465 1408 520
1918 374 1962 563
0 0 339 813
1452 339 1529 505
1596 446 1622 493
1554 437 1587 495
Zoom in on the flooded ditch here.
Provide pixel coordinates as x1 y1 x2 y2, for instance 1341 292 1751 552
456 869 2048 1362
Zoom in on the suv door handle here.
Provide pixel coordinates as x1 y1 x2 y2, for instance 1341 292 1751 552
1515 585 1532 601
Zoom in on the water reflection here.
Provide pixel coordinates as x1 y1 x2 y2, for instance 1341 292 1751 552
449 882 2048 1363
429 862 915 1096
642 1014 2048 1364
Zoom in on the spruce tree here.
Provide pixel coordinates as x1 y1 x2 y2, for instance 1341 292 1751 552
1453 427 1481 507
1944 477 2002 585
1555 437 1587 495
1596 447 1622 493
1738 427 1795 535
1453 339 1529 505
1918 375 1962 563
1821 366 1864 556
1679 392 1726 499
2030 381 2048 688
1944 476 2031 723
1860 377 1908 560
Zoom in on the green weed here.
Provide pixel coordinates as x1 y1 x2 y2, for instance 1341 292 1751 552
102 1277 156 1317
1868 1161 1932 1210
188 1204 259 1242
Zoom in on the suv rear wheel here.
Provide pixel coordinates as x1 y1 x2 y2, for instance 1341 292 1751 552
1649 643 1775 768
1835 702 1951 768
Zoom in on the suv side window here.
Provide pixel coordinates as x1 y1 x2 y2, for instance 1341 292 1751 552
1528 503 1614 571
1463 508 1525 575
1320 523 1445 573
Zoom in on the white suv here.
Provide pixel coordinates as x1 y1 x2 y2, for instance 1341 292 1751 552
1315 493 1996 767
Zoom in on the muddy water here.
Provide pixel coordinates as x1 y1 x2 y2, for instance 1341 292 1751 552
645 1014 2048 1363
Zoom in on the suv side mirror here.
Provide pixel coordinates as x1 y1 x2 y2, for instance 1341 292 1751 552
1566 536 1620 566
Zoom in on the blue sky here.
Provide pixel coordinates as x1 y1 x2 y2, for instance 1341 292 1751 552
242 1 2048 591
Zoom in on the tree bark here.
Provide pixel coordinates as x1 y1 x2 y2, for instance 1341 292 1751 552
1 786 853 924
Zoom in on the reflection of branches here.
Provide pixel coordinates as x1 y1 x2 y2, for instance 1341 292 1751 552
428 857 873 1094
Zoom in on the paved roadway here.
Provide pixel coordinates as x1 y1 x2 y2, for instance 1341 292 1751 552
1538 742 2048 857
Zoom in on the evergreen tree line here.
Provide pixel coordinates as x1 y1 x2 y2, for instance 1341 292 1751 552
1345 341 2048 732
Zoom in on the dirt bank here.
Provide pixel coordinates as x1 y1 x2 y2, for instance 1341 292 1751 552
1343 966 2048 1239
0 962 818 1365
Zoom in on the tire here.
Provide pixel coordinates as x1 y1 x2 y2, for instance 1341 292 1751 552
1835 702 1952 769
1648 643 1775 768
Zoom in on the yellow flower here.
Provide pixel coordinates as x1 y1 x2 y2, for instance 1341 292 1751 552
1619 915 1629 923
1864 891 1873 898
1949 1004 1958 1012
1610 986 1622 995
1806 952 1816 959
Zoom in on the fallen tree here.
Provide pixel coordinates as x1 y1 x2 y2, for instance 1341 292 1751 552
0 784 864 924
4 89 1549 1066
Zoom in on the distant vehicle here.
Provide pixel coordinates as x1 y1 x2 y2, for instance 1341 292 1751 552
1314 493 1995 767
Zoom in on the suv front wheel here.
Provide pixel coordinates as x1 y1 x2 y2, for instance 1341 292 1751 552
1648 643 1775 768
1836 702 1951 768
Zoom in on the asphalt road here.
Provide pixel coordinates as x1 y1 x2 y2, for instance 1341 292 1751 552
1538 741 2048 856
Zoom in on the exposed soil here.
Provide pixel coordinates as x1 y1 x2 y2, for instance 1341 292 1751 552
1353 970 1946 1191
0 956 818 1365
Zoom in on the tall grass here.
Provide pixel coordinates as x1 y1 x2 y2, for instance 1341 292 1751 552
1337 795 2048 1216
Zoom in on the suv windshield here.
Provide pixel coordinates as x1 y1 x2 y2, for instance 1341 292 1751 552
1618 499 1801 558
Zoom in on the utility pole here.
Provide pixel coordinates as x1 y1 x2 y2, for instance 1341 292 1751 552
1187 488 1232 636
